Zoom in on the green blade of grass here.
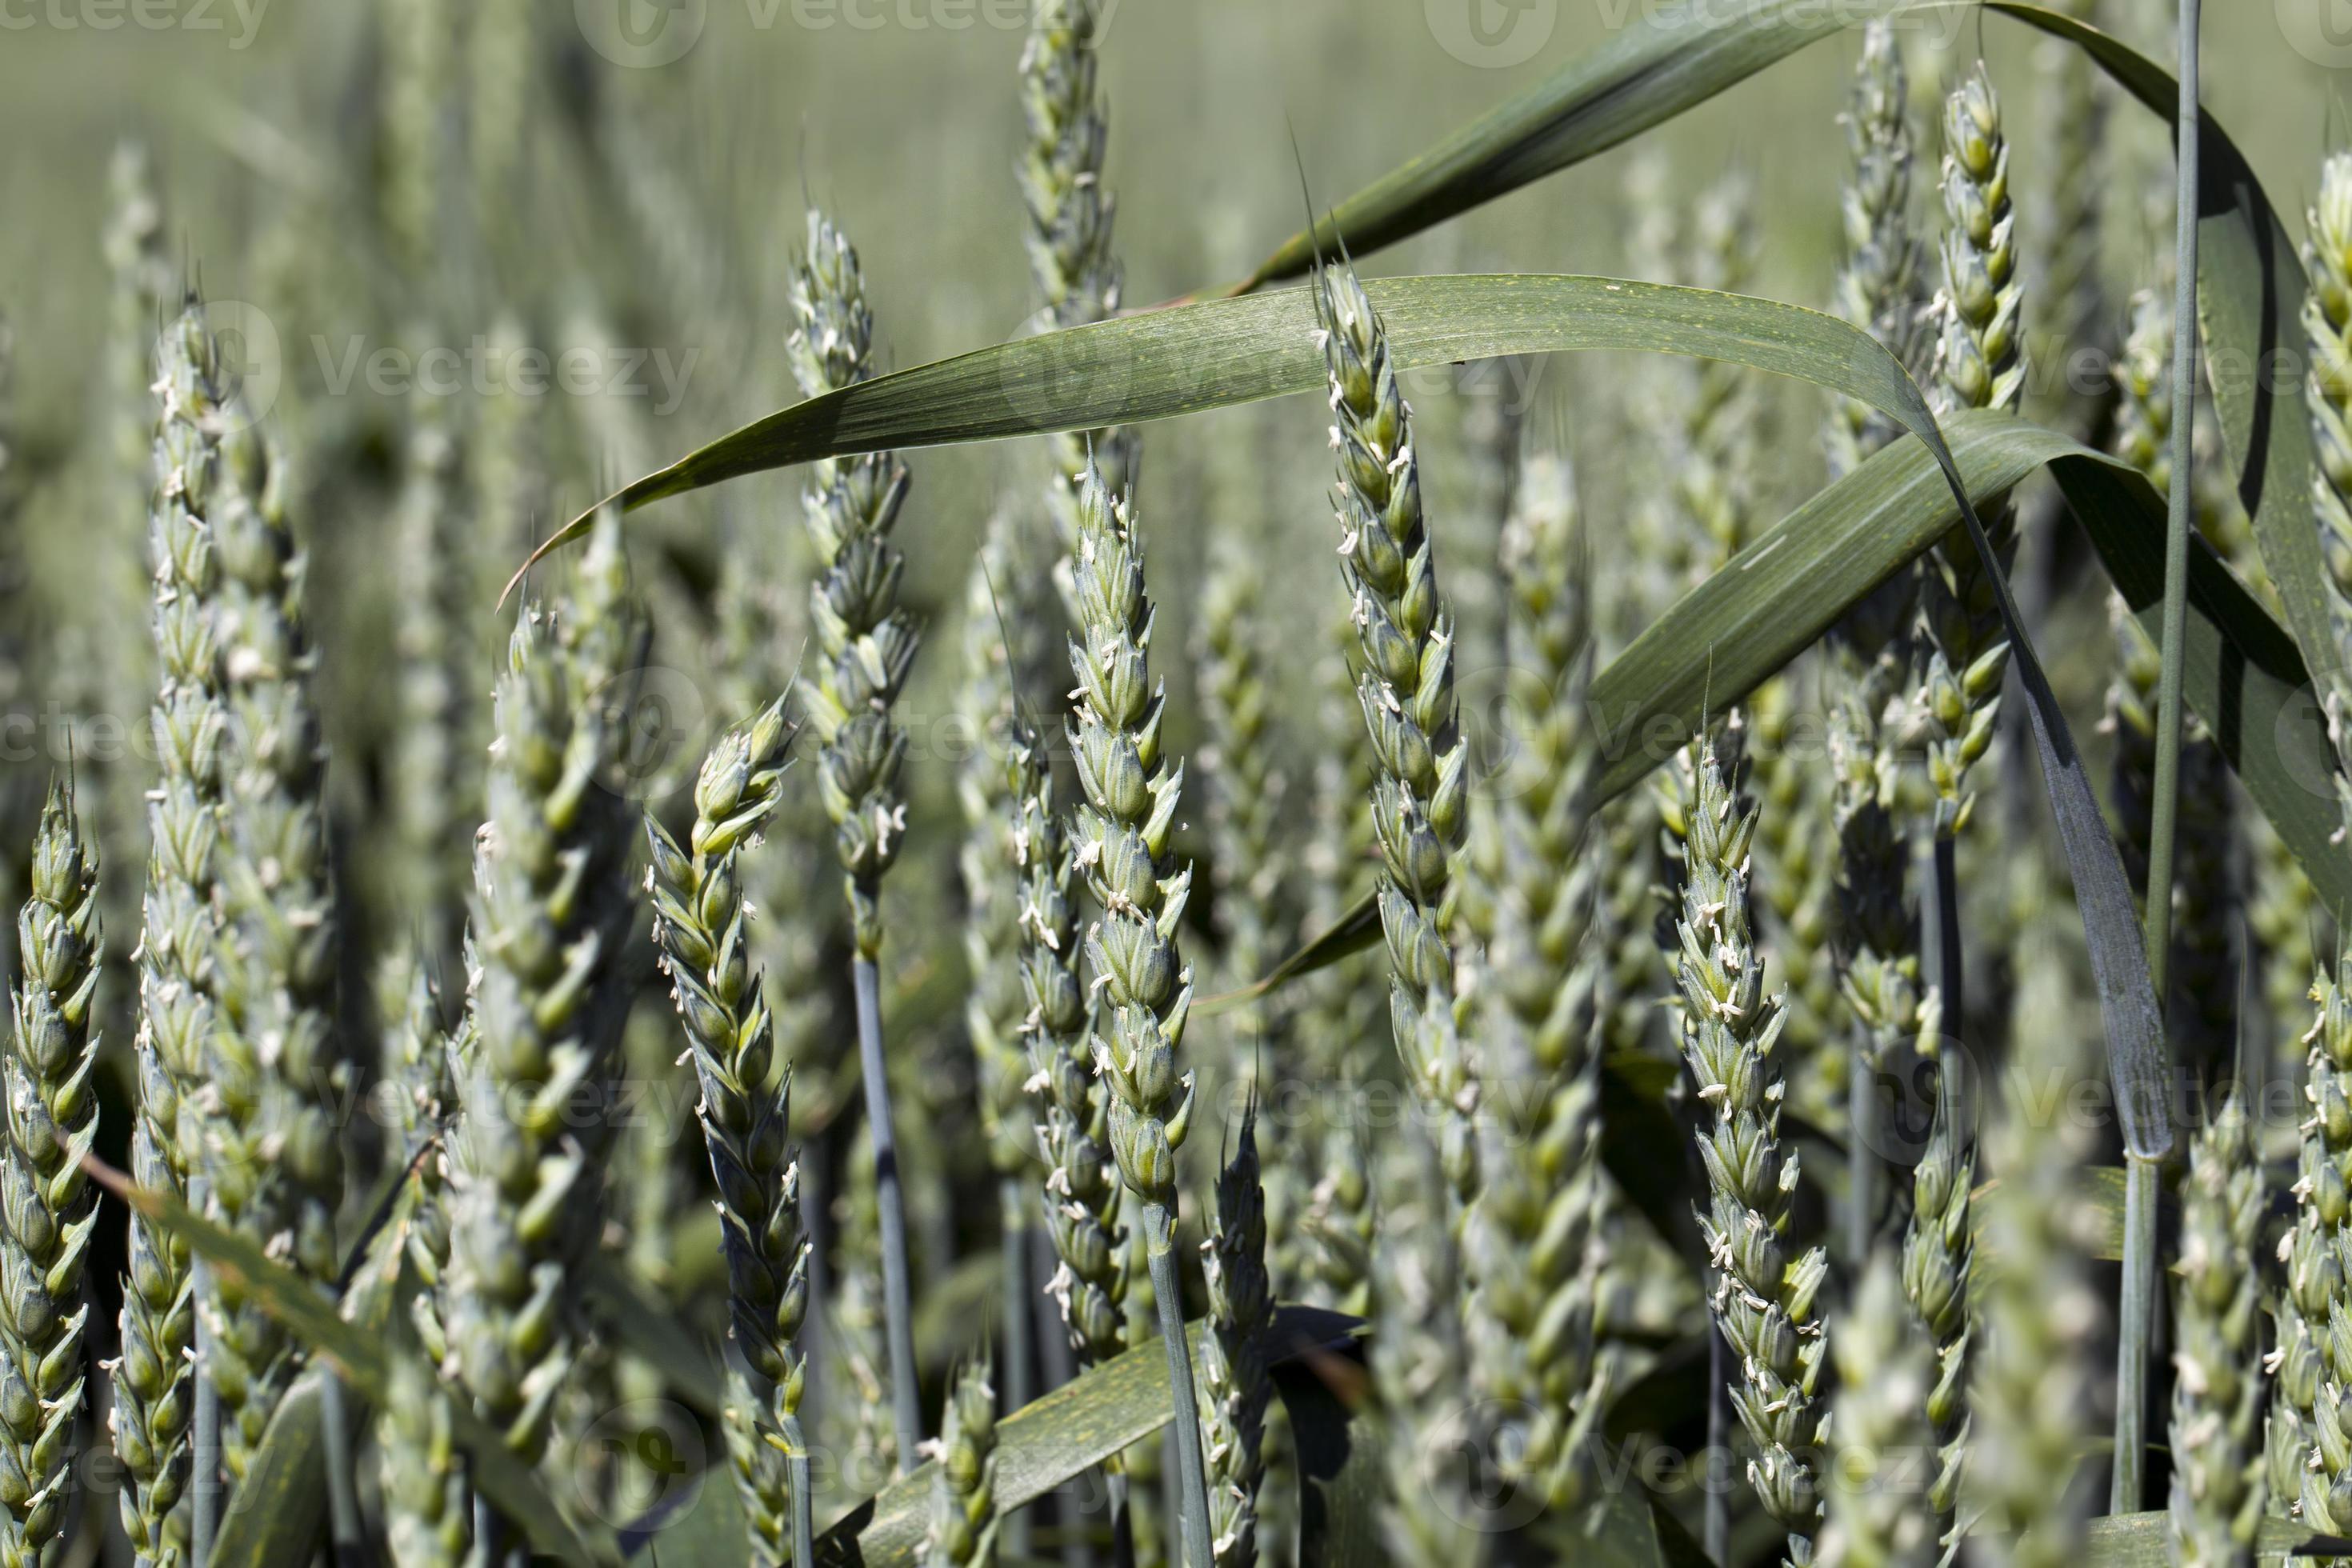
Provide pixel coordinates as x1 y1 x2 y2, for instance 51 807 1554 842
83 1151 626 1568
513 272 1947 582
807 1306 1363 1567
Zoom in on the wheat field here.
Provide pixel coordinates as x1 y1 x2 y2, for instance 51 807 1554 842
0 2 2342 1566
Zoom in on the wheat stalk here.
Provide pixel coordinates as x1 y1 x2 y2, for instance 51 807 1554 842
1314 254 1478 1202
1460 449 1607 1514
2170 1085 2268 1568
647 695 814 1567
1918 64 2026 843
442 510 645 1480
1674 740 1826 1561
0 782 102 1565
202 368 346 1482
1813 1251 1935 1568
1199 1106 1270 1568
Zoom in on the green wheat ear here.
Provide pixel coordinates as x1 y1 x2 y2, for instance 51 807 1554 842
1313 250 1476 1203
1 779 103 1564
648 694 812 1568
918 1356 1001 1568
1674 740 1826 1562
1200 1107 1270 1568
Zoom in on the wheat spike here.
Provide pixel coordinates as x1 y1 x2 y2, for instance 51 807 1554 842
0 782 103 1564
1814 1251 1935 1568
2170 1086 2268 1568
202 346 346 1479
1199 1108 1270 1567
1917 63 2026 843
442 510 646 1471
1827 21 1925 477
1674 741 1826 1561
377 1355 469 1568
1314 253 1478 1202
1460 448 1607 1514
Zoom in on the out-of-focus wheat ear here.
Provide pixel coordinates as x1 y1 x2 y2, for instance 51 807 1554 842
2026 0 2109 429
1459 446 1609 1518
1814 1250 1935 1568
381 0 457 282
0 779 103 1564
2169 1082 2266 1568
378 1354 470 1568
389 387 471 958
1674 173 1765 577
1970 938 2104 1567
1370 1130 1480 1559
1018 0 1134 583
919 1357 1001 1568
1826 20 1924 479
442 510 644 1516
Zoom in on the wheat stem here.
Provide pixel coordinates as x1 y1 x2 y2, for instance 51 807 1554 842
2118 0 2203 1511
